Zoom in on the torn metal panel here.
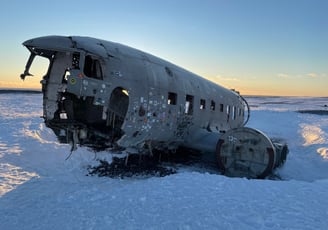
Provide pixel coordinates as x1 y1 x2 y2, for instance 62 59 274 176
21 37 285 171
21 36 248 152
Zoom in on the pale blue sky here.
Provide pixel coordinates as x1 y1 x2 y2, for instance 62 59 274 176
0 0 327 96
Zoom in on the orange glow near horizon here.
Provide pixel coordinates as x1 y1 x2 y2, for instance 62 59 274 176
1 75 326 97
0 81 41 90
204 75 327 97
0 55 48 90
1 44 326 97
0 1 327 98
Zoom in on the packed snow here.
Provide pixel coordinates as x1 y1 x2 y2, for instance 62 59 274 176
0 92 327 229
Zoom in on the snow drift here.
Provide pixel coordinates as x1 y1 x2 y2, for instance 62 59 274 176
0 92 328 229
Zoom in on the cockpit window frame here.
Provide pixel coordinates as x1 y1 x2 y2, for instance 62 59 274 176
83 54 104 80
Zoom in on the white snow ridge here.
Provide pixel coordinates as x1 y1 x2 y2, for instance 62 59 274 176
0 93 328 230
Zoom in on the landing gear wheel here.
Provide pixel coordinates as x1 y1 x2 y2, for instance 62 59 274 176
216 127 276 179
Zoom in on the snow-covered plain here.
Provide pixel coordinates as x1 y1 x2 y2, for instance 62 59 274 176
0 92 327 230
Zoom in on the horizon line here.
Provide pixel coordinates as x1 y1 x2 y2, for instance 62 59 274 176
0 87 326 98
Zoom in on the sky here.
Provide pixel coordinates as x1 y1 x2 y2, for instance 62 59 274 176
0 0 327 96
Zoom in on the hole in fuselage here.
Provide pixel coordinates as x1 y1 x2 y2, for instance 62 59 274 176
84 55 103 80
108 87 129 131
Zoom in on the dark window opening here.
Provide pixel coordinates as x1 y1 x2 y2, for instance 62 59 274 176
168 92 177 105
72 53 80 69
220 104 224 112
227 105 230 115
227 105 231 121
84 55 103 79
185 94 194 115
232 106 236 120
210 100 216 111
200 99 206 110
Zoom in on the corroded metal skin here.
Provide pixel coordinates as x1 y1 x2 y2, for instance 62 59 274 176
21 36 245 151
20 36 287 178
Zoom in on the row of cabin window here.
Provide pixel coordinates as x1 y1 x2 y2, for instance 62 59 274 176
80 57 244 119
167 92 243 119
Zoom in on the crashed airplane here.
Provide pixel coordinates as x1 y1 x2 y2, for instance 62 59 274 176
20 36 288 178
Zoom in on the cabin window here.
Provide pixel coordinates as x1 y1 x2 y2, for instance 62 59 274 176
72 53 80 69
227 105 230 115
84 55 103 79
226 105 231 121
168 92 177 105
232 106 236 120
185 95 194 115
200 99 206 110
220 104 224 112
210 100 216 111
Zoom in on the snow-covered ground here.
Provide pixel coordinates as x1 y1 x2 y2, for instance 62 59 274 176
0 92 327 229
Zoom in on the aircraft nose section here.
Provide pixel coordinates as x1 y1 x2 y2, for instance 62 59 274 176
22 36 74 51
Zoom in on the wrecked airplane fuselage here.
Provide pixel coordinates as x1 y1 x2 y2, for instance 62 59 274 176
21 36 287 178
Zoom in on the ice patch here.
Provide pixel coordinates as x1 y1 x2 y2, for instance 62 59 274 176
22 128 57 144
300 124 326 146
0 142 22 155
317 147 328 159
0 163 39 196
0 143 6 158
20 123 59 144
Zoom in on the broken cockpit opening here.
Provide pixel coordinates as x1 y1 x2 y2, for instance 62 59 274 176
21 47 129 150
83 55 103 80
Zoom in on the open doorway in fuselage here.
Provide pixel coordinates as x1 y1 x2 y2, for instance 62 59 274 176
107 87 129 133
